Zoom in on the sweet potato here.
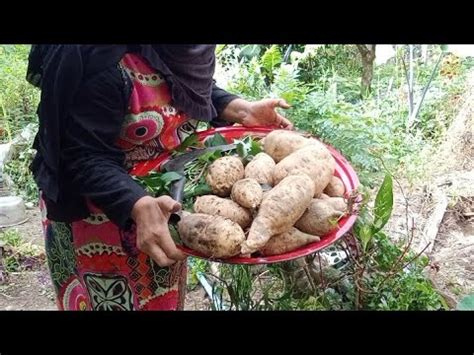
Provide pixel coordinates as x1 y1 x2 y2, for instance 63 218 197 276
260 227 320 256
325 196 347 213
263 130 310 162
273 143 336 196
178 213 245 258
194 195 252 229
231 178 263 209
241 174 315 254
205 156 244 197
295 199 345 236
324 176 345 197
244 152 275 186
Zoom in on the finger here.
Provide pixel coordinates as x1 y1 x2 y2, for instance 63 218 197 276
156 227 186 261
276 99 291 109
156 195 182 214
146 243 176 267
277 114 294 130
267 98 291 109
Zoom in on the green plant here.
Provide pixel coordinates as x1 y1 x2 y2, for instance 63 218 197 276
3 140 39 204
0 229 43 272
187 257 210 290
0 45 39 143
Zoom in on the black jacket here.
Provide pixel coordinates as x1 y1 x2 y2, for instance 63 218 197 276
33 63 238 229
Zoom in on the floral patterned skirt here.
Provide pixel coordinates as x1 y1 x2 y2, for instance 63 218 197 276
40 197 187 311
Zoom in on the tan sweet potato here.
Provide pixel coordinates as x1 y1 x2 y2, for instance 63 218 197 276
178 213 245 258
273 143 336 196
244 152 275 186
260 227 320 256
194 195 252 229
231 178 263 209
205 156 244 197
295 199 345 236
241 174 315 254
263 130 310 162
324 176 345 197
325 197 347 212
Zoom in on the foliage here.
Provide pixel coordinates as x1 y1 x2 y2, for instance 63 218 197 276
0 229 43 273
0 45 39 143
1 45 39 203
3 123 39 204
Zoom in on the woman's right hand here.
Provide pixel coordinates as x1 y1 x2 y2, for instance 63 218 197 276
131 195 186 267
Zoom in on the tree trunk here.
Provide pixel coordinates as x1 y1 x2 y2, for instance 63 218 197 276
357 45 376 98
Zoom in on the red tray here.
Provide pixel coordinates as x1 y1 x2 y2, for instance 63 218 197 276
131 126 360 265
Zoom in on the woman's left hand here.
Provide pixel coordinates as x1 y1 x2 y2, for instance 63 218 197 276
222 98 294 129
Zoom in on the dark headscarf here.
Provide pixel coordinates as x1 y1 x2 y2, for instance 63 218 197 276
26 45 217 202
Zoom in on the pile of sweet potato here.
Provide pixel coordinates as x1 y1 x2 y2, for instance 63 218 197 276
177 130 348 259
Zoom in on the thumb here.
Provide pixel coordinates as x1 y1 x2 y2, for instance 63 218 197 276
270 98 291 109
156 196 182 214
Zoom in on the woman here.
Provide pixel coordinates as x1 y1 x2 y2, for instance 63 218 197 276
27 45 292 311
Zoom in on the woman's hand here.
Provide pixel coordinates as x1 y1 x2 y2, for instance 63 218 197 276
131 195 186 267
222 98 294 129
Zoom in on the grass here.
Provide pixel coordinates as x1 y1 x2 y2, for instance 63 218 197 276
0 229 43 273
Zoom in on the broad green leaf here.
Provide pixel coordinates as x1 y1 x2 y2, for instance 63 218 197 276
204 133 228 147
249 138 263 156
184 183 212 199
456 294 474 310
359 224 374 252
175 133 200 153
235 136 262 159
239 45 261 59
198 149 222 163
236 139 251 157
373 173 393 234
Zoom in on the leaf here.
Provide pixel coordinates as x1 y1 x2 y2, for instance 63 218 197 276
358 224 374 252
260 45 282 73
249 139 263 156
372 173 393 234
160 171 183 184
169 225 182 244
235 136 262 159
239 45 261 59
175 133 199 152
184 183 212 199
198 149 222 163
215 45 227 56
204 133 227 147
456 294 474 310
236 140 249 157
